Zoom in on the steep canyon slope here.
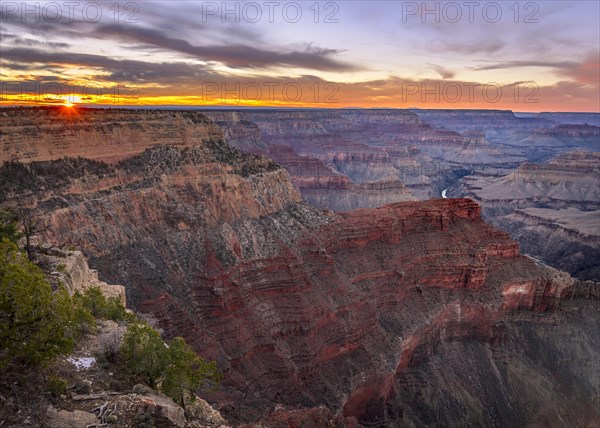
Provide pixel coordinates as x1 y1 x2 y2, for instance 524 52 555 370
1 107 598 427
452 151 600 281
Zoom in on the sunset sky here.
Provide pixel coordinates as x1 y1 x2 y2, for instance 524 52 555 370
1 1 599 111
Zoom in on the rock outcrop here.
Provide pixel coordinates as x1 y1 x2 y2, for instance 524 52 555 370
36 245 126 304
46 407 98 428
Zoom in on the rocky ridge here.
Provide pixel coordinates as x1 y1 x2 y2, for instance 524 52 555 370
0 107 223 164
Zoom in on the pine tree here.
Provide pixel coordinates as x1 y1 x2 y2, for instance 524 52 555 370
161 337 222 410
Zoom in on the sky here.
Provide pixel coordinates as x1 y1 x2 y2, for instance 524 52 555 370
1 0 599 111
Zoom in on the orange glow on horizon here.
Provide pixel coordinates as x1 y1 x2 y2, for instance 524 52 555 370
1 92 598 113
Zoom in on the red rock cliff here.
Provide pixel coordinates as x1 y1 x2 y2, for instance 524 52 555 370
1 108 595 427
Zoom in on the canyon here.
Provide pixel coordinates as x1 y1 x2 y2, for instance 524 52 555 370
204 109 510 208
204 108 599 281
1 107 598 426
452 151 600 281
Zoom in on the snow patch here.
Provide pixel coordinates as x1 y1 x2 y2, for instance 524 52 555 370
67 356 96 370
503 283 531 295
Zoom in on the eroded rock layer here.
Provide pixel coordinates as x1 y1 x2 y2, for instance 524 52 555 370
0 106 223 164
454 151 600 280
1 108 598 427
205 109 509 208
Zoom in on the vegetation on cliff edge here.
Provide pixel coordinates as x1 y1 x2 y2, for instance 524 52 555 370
0 208 222 415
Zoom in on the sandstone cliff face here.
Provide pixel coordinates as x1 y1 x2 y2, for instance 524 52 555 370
36 245 126 304
1 108 598 427
0 107 223 164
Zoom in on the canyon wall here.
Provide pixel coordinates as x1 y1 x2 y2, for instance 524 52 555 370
0 107 223 164
517 112 600 127
453 151 600 281
410 109 555 139
205 109 514 208
411 110 599 164
1 108 598 427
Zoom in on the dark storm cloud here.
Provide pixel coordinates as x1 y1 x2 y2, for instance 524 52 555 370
1 3 357 73
0 47 216 83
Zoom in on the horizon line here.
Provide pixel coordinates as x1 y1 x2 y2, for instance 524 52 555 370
1 105 599 115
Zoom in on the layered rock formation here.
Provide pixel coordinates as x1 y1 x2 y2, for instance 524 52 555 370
517 112 600 127
453 151 600 280
486 123 600 164
205 109 513 208
2 107 598 427
0 106 222 164
205 110 418 209
411 110 600 163
410 109 555 139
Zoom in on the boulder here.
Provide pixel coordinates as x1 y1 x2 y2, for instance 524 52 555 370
46 406 97 428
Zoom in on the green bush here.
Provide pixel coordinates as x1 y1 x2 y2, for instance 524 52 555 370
74 286 127 321
120 322 222 407
162 337 222 410
0 242 101 369
0 241 75 368
47 375 68 397
120 322 167 389
69 297 97 337
0 210 21 244
0 237 220 408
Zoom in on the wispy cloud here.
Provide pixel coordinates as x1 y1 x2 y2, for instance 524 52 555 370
428 64 455 79
0 0 598 111
470 60 578 71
